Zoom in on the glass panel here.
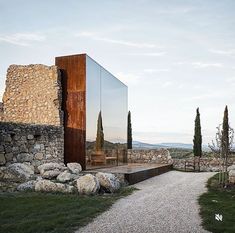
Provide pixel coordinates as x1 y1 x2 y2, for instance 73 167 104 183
86 56 101 167
86 55 128 169
101 68 128 166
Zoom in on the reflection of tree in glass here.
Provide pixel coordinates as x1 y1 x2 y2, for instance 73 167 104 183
95 111 104 151
127 111 132 149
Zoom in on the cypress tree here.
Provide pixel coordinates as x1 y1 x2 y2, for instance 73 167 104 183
127 111 132 149
95 111 104 151
222 106 229 188
222 106 229 160
193 108 202 157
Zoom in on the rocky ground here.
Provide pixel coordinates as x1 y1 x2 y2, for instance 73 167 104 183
76 171 215 233
0 162 120 194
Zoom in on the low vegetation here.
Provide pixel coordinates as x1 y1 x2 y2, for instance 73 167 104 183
168 148 221 159
168 148 193 159
0 187 136 233
199 173 235 233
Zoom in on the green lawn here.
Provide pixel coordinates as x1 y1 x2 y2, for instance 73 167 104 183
0 187 136 233
199 173 235 233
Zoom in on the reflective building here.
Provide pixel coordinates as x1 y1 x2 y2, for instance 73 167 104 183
56 54 128 170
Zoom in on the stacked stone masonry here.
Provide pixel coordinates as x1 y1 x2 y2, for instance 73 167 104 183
174 157 235 172
128 149 173 164
128 149 235 172
2 64 63 126
0 64 64 170
0 122 64 170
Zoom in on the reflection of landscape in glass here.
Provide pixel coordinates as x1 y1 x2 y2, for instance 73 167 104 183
86 56 128 167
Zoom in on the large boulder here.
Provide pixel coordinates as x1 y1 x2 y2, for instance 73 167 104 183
17 153 33 162
0 163 34 192
228 165 235 171
17 180 36 192
76 174 100 194
56 170 77 183
229 170 235 184
96 172 120 193
67 163 82 174
38 162 67 174
0 153 6 165
37 162 67 180
41 170 61 179
35 179 74 193
1 163 34 182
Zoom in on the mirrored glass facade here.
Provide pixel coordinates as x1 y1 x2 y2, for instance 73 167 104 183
86 56 128 168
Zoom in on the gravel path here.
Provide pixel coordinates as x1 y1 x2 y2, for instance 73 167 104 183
76 171 215 233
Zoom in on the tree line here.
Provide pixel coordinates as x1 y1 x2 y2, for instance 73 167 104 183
193 106 234 188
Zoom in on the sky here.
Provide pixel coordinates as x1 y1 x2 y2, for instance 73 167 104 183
0 0 235 145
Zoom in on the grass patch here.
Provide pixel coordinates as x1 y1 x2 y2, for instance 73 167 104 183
199 173 235 233
0 187 137 233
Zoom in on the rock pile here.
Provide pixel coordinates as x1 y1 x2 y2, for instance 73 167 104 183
0 162 121 194
228 165 235 184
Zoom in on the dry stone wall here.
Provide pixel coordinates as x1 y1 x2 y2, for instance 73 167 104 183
2 64 63 125
0 122 64 170
0 103 3 121
173 157 235 172
128 149 235 172
0 64 64 170
128 149 173 164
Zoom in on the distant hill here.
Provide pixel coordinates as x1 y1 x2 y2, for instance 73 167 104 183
86 140 126 150
133 141 210 151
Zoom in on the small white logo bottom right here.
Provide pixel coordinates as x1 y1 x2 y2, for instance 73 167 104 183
215 214 223 221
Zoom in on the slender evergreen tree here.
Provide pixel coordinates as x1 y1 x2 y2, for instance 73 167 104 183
95 111 104 151
222 106 229 187
193 108 202 157
222 106 229 160
127 111 132 149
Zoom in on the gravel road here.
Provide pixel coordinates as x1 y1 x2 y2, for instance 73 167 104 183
76 171 215 233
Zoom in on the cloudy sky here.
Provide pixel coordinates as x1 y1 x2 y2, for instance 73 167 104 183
1 0 235 144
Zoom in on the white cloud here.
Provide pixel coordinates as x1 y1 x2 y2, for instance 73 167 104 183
0 33 45 46
128 52 166 56
226 77 235 84
209 49 235 56
174 61 224 68
143 68 169 73
156 6 195 15
78 31 94 37
192 62 223 68
186 90 235 101
162 81 173 88
178 83 186 89
76 31 161 48
116 72 141 85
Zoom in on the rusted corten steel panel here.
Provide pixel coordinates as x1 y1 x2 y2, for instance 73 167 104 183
55 54 86 170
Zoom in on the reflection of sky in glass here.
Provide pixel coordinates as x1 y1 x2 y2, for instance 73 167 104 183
101 68 127 143
86 55 127 143
86 56 100 141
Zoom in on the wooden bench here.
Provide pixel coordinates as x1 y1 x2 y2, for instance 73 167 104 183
91 152 117 166
106 156 117 165
91 151 106 166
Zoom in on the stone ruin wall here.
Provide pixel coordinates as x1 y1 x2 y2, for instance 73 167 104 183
128 149 173 164
2 64 63 125
0 122 64 170
173 157 235 172
0 64 64 169
128 149 235 172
